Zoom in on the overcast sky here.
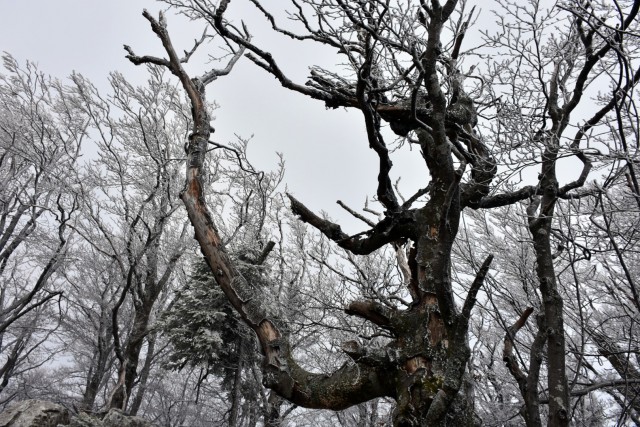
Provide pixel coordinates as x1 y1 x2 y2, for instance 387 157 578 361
3 1 585 236
0 0 439 232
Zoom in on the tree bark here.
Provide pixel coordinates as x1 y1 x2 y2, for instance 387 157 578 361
81 313 113 411
125 6 495 425
526 135 569 426
129 332 156 416
228 339 244 427
109 302 153 410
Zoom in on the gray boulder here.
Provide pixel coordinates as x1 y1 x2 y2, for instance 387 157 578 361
0 400 154 427
68 409 153 427
0 400 70 427
102 409 152 427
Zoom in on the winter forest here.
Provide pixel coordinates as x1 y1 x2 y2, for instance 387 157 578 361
1 0 640 426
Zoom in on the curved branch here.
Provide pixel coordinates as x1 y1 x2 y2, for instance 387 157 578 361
473 185 539 209
345 300 396 332
356 38 400 212
502 307 545 427
288 193 415 255
127 7 393 412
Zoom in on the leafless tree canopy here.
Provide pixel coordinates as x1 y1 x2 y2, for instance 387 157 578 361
1 0 640 426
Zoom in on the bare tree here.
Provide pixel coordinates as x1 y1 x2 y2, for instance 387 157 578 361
119 0 639 424
0 54 82 404
60 247 121 410
67 68 192 412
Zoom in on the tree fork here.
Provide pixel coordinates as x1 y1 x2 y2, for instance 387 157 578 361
126 8 392 414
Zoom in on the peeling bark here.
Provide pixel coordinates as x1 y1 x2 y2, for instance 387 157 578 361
125 4 494 423
120 0 640 424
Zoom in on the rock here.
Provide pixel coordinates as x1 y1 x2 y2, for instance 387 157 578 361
0 400 154 427
101 409 152 427
0 399 70 427
67 409 153 427
67 412 101 427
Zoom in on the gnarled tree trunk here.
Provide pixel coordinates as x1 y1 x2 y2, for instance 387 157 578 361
124 4 495 424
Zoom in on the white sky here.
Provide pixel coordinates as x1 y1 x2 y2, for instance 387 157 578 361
0 0 436 232
0 0 587 234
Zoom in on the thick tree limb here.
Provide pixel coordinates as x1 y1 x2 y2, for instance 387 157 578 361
345 300 396 331
460 255 493 321
288 194 415 255
472 185 539 209
356 35 400 212
503 307 534 390
127 8 392 412
503 307 545 427
425 252 492 424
